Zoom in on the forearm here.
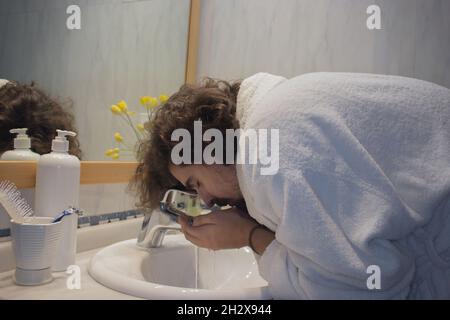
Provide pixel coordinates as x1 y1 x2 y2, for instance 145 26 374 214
249 226 275 255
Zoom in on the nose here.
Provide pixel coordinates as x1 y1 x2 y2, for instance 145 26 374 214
197 188 214 208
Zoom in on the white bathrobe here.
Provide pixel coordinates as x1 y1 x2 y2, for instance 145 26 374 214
235 72 450 299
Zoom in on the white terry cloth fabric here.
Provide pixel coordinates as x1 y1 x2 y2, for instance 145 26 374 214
235 72 450 299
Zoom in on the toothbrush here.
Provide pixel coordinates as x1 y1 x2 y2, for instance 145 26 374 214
52 209 72 223
52 207 83 223
0 180 33 224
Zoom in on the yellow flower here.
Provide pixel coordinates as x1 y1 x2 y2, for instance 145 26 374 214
114 132 123 142
159 94 169 104
111 104 122 114
111 153 119 160
150 97 158 107
140 96 158 109
117 100 128 112
140 96 151 106
136 123 145 131
105 147 120 160
105 148 115 156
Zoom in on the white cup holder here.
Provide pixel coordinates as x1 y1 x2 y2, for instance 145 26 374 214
10 217 62 286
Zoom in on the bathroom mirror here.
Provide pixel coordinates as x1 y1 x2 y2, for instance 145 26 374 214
0 0 192 161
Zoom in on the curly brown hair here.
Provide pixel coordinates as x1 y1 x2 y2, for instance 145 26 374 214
0 81 82 159
131 78 241 210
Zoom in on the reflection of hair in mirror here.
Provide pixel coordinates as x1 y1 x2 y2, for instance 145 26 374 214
130 78 241 211
0 81 82 159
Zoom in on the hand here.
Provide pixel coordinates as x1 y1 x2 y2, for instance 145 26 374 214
177 208 259 250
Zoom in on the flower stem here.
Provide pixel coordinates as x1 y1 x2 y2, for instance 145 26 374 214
119 140 135 150
118 113 141 143
124 112 142 143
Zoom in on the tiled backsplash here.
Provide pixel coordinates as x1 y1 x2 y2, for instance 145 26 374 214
0 209 142 238
0 182 139 239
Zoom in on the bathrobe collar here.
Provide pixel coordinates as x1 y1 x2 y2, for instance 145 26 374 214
235 72 286 231
236 72 286 128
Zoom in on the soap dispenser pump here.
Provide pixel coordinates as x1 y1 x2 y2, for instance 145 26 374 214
0 128 40 160
51 129 75 153
34 130 80 272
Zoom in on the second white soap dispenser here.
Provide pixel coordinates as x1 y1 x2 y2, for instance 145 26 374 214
34 130 80 272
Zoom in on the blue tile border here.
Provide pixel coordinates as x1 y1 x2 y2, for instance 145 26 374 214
77 209 143 227
0 228 10 237
0 209 143 238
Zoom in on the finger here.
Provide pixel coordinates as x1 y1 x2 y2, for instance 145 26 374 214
221 207 245 215
182 228 205 247
221 207 254 221
182 221 215 243
177 213 191 227
191 212 220 227
182 223 221 250
180 218 199 234
177 214 211 248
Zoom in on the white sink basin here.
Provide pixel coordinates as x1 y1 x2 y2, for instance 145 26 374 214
88 234 270 299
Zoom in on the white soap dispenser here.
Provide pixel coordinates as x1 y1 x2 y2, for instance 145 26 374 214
0 128 40 239
0 128 40 160
34 129 80 272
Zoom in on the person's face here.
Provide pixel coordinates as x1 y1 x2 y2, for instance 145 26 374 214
169 164 243 208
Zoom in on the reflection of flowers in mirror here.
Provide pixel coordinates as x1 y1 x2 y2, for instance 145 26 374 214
105 95 169 160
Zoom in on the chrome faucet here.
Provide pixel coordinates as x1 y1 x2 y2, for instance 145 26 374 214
136 209 182 248
136 189 208 248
